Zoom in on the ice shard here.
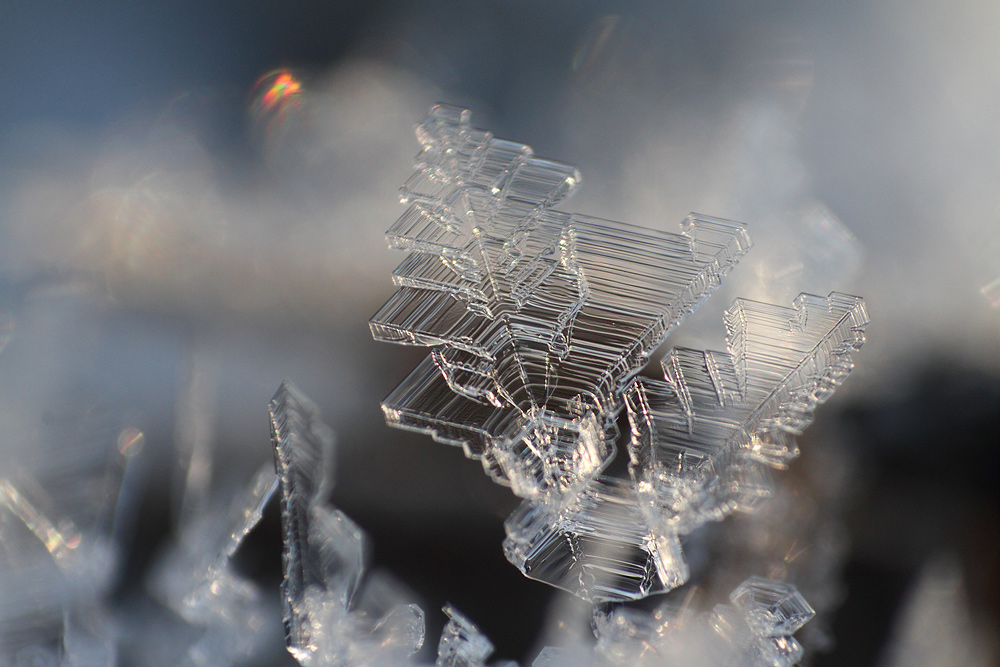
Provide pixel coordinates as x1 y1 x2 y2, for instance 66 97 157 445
149 462 277 667
372 105 751 503
269 381 425 666
0 400 130 664
436 605 493 667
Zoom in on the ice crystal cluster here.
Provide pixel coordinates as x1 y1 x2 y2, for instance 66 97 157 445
371 105 869 603
266 381 820 667
0 105 869 667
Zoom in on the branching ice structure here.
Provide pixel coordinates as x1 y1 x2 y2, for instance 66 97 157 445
0 104 871 667
267 381 820 667
371 105 869 603
370 105 751 507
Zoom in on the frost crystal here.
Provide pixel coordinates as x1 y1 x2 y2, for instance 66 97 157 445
372 106 869 603
586 577 815 667
371 104 751 505
0 403 126 664
265 382 820 667
437 604 494 667
150 462 277 666
269 381 426 666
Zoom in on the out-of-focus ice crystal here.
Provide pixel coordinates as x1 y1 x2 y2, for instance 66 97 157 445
371 106 869 605
437 604 494 667
586 577 814 667
149 462 277 667
0 397 129 665
269 381 426 666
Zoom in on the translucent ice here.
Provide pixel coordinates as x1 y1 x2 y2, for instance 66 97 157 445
588 577 814 667
624 292 869 588
437 605 493 667
149 462 277 667
0 403 129 664
502 475 666 602
269 381 426 666
372 105 751 503
372 107 868 605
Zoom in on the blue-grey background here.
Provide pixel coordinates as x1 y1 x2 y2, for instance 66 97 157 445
0 2 997 665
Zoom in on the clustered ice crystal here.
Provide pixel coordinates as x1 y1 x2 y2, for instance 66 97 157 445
0 105 868 667
371 105 869 602
267 381 818 667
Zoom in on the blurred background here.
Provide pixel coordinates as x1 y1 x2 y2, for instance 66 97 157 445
0 1 997 665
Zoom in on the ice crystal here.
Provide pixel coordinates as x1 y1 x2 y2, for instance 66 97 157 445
437 604 494 667
0 401 126 664
269 381 426 666
267 382 819 667
372 106 869 603
0 104 864 667
584 577 815 667
371 104 751 505
150 462 277 666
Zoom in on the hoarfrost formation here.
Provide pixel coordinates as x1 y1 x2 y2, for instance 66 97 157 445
268 381 818 667
0 105 870 667
371 106 868 603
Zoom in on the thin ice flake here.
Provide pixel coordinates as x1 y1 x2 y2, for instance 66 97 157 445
269 381 426 666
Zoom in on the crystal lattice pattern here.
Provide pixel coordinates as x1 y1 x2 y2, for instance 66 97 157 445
371 106 869 602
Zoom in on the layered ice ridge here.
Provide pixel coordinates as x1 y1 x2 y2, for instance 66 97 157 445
498 293 866 602
372 107 868 605
371 104 751 505
623 292 869 591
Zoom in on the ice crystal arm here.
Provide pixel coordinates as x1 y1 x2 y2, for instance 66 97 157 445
499 293 866 602
624 292 868 588
502 476 666 603
371 105 751 504
269 381 365 663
